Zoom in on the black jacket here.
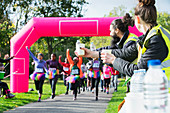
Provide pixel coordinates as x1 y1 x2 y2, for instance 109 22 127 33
112 30 168 77
0 58 11 63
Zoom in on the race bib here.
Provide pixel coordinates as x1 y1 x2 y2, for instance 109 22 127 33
35 68 43 73
93 63 99 68
104 74 110 78
72 69 79 75
49 68 56 71
64 67 69 71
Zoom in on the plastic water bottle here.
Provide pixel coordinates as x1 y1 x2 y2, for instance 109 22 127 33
143 60 169 113
126 69 146 113
130 70 138 92
76 40 85 56
90 42 96 51
130 69 146 93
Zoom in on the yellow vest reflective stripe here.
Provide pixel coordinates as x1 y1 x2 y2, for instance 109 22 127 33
124 33 138 46
138 25 170 80
124 33 138 64
124 33 138 79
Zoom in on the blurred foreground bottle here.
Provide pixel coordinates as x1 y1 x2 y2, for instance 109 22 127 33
144 60 169 113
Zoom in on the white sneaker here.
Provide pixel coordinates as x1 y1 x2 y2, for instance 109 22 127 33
92 89 94 93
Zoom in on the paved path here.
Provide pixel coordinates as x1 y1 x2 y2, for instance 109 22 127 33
4 88 114 113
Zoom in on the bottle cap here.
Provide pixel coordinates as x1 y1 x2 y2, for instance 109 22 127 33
147 59 161 67
139 69 146 73
133 70 138 74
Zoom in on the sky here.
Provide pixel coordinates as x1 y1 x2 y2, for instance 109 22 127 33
83 0 170 17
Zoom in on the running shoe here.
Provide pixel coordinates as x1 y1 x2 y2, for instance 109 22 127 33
5 93 15 99
73 97 77 101
96 97 98 101
92 89 94 93
50 94 55 99
65 92 68 95
106 91 109 94
37 98 41 102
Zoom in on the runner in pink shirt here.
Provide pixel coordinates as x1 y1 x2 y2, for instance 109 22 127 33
102 64 113 94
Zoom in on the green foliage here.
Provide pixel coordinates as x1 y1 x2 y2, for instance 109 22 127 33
0 79 66 112
157 12 170 31
0 0 90 72
0 21 15 55
90 37 112 49
106 5 127 17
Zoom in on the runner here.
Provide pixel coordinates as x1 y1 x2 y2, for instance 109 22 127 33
102 64 113 94
80 63 86 92
59 55 70 95
26 46 47 102
86 60 93 92
89 58 101 101
46 53 64 99
67 49 82 100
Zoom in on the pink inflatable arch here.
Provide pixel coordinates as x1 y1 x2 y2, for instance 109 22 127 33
10 17 142 93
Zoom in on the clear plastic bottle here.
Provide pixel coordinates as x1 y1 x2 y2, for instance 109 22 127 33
90 42 96 51
130 69 146 93
130 70 139 93
76 40 85 56
143 60 169 113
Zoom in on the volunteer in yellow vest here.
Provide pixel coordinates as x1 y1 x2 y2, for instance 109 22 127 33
77 0 170 81
110 13 138 93
96 13 139 93
101 0 170 79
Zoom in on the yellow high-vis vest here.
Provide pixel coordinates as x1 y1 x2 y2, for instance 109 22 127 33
124 33 138 80
138 25 170 80
124 33 138 46
124 33 138 65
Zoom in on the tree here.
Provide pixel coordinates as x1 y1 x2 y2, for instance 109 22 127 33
33 0 88 58
5 0 89 59
0 21 15 55
106 5 127 17
157 12 170 31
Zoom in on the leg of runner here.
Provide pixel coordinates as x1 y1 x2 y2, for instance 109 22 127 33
95 77 100 101
50 75 58 99
38 80 44 102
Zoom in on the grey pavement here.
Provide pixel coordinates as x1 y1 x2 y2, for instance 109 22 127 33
4 88 114 113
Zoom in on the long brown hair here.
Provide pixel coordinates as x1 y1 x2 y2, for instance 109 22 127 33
135 0 157 25
111 13 134 33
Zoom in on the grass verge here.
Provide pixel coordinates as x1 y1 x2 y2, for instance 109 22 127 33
105 79 126 113
105 79 170 113
0 79 66 113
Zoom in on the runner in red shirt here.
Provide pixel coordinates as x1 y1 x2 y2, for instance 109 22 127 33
59 55 70 95
111 67 119 92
